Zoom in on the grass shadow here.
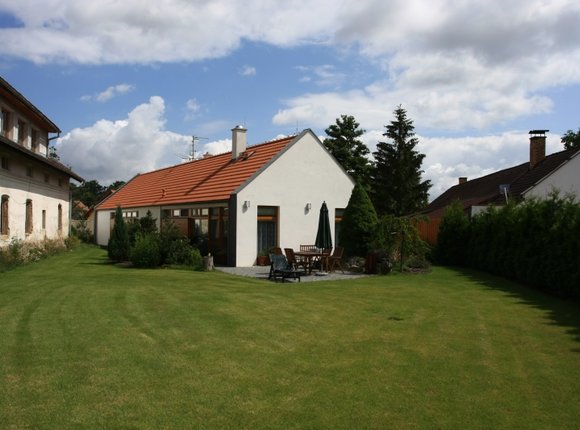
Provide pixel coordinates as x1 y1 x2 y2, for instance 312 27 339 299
451 266 580 353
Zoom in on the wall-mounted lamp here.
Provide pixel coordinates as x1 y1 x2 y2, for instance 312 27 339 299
305 202 312 211
244 200 251 209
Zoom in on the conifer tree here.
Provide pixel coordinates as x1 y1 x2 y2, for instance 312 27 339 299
108 206 130 262
372 106 431 216
323 115 371 189
340 183 378 257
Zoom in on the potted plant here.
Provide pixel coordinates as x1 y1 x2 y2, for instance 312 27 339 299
256 250 270 266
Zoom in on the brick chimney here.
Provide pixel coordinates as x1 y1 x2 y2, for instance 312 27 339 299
458 177 467 185
231 125 247 160
529 129 548 168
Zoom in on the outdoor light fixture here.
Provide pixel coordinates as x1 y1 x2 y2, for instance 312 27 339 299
244 200 251 209
306 202 312 211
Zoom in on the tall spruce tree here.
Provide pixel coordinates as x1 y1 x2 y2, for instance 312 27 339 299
323 115 371 189
372 106 431 216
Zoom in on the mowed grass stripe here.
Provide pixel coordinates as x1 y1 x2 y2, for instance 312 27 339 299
1 245 579 429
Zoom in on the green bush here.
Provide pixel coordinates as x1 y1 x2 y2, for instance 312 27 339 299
340 183 379 257
130 233 161 268
436 192 580 298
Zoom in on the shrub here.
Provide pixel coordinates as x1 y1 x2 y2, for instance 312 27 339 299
434 200 470 266
130 233 161 268
340 183 379 257
108 206 130 262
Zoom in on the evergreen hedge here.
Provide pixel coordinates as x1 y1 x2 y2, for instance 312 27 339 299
435 192 580 298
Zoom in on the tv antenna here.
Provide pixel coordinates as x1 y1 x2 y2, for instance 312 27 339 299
180 135 208 161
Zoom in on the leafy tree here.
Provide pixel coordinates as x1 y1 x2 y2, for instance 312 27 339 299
372 106 431 216
339 183 379 257
561 128 580 150
323 115 371 189
108 206 131 262
71 180 107 209
108 180 126 190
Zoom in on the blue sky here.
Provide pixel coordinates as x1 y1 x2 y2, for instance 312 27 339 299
1 0 579 199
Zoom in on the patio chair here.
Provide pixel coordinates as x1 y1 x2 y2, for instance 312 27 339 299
327 246 345 273
284 248 309 273
269 253 305 282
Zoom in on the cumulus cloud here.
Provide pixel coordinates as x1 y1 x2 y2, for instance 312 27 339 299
81 83 135 102
56 96 190 184
240 65 256 76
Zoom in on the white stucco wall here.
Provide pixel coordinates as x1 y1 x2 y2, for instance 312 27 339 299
234 131 354 266
1 169 71 246
524 153 580 199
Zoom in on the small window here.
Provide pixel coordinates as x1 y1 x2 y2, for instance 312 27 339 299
31 129 39 152
42 210 46 230
1 109 11 138
26 166 33 177
58 204 62 232
1 156 9 170
18 120 27 146
1 195 9 236
25 199 33 235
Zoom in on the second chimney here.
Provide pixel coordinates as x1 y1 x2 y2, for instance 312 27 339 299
232 125 247 160
458 177 467 185
529 129 548 168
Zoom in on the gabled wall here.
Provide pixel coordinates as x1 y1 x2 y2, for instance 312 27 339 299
233 131 354 266
524 153 580 199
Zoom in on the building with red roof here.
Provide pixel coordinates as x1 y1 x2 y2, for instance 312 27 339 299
94 127 355 266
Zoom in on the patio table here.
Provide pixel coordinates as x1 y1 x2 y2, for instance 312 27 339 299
294 250 330 275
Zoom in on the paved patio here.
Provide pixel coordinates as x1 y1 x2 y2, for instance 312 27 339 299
216 265 372 283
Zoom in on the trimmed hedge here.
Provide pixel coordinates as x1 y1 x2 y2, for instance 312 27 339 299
435 192 580 298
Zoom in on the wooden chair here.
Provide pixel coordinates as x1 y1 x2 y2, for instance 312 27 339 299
327 246 345 273
284 248 309 273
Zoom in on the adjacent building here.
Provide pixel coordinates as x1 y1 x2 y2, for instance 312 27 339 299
419 130 580 245
0 76 83 247
94 127 355 266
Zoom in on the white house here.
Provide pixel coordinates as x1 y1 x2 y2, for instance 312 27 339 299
94 126 355 266
419 130 580 245
0 76 83 247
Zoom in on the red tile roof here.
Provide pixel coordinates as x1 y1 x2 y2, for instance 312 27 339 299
97 135 296 210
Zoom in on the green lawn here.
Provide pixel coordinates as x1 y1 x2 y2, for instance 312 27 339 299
1 246 579 429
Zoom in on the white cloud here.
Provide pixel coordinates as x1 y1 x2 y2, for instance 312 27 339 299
184 98 201 121
56 96 190 184
81 83 135 102
240 65 256 76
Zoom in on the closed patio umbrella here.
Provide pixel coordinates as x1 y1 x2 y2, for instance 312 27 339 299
315 201 333 251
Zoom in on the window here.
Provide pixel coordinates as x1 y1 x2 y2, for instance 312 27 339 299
1 109 11 139
1 156 9 170
1 195 8 236
42 210 46 230
25 199 33 235
172 208 189 217
58 204 62 232
26 166 33 177
31 129 39 153
18 120 27 146
122 210 139 219
257 206 278 254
